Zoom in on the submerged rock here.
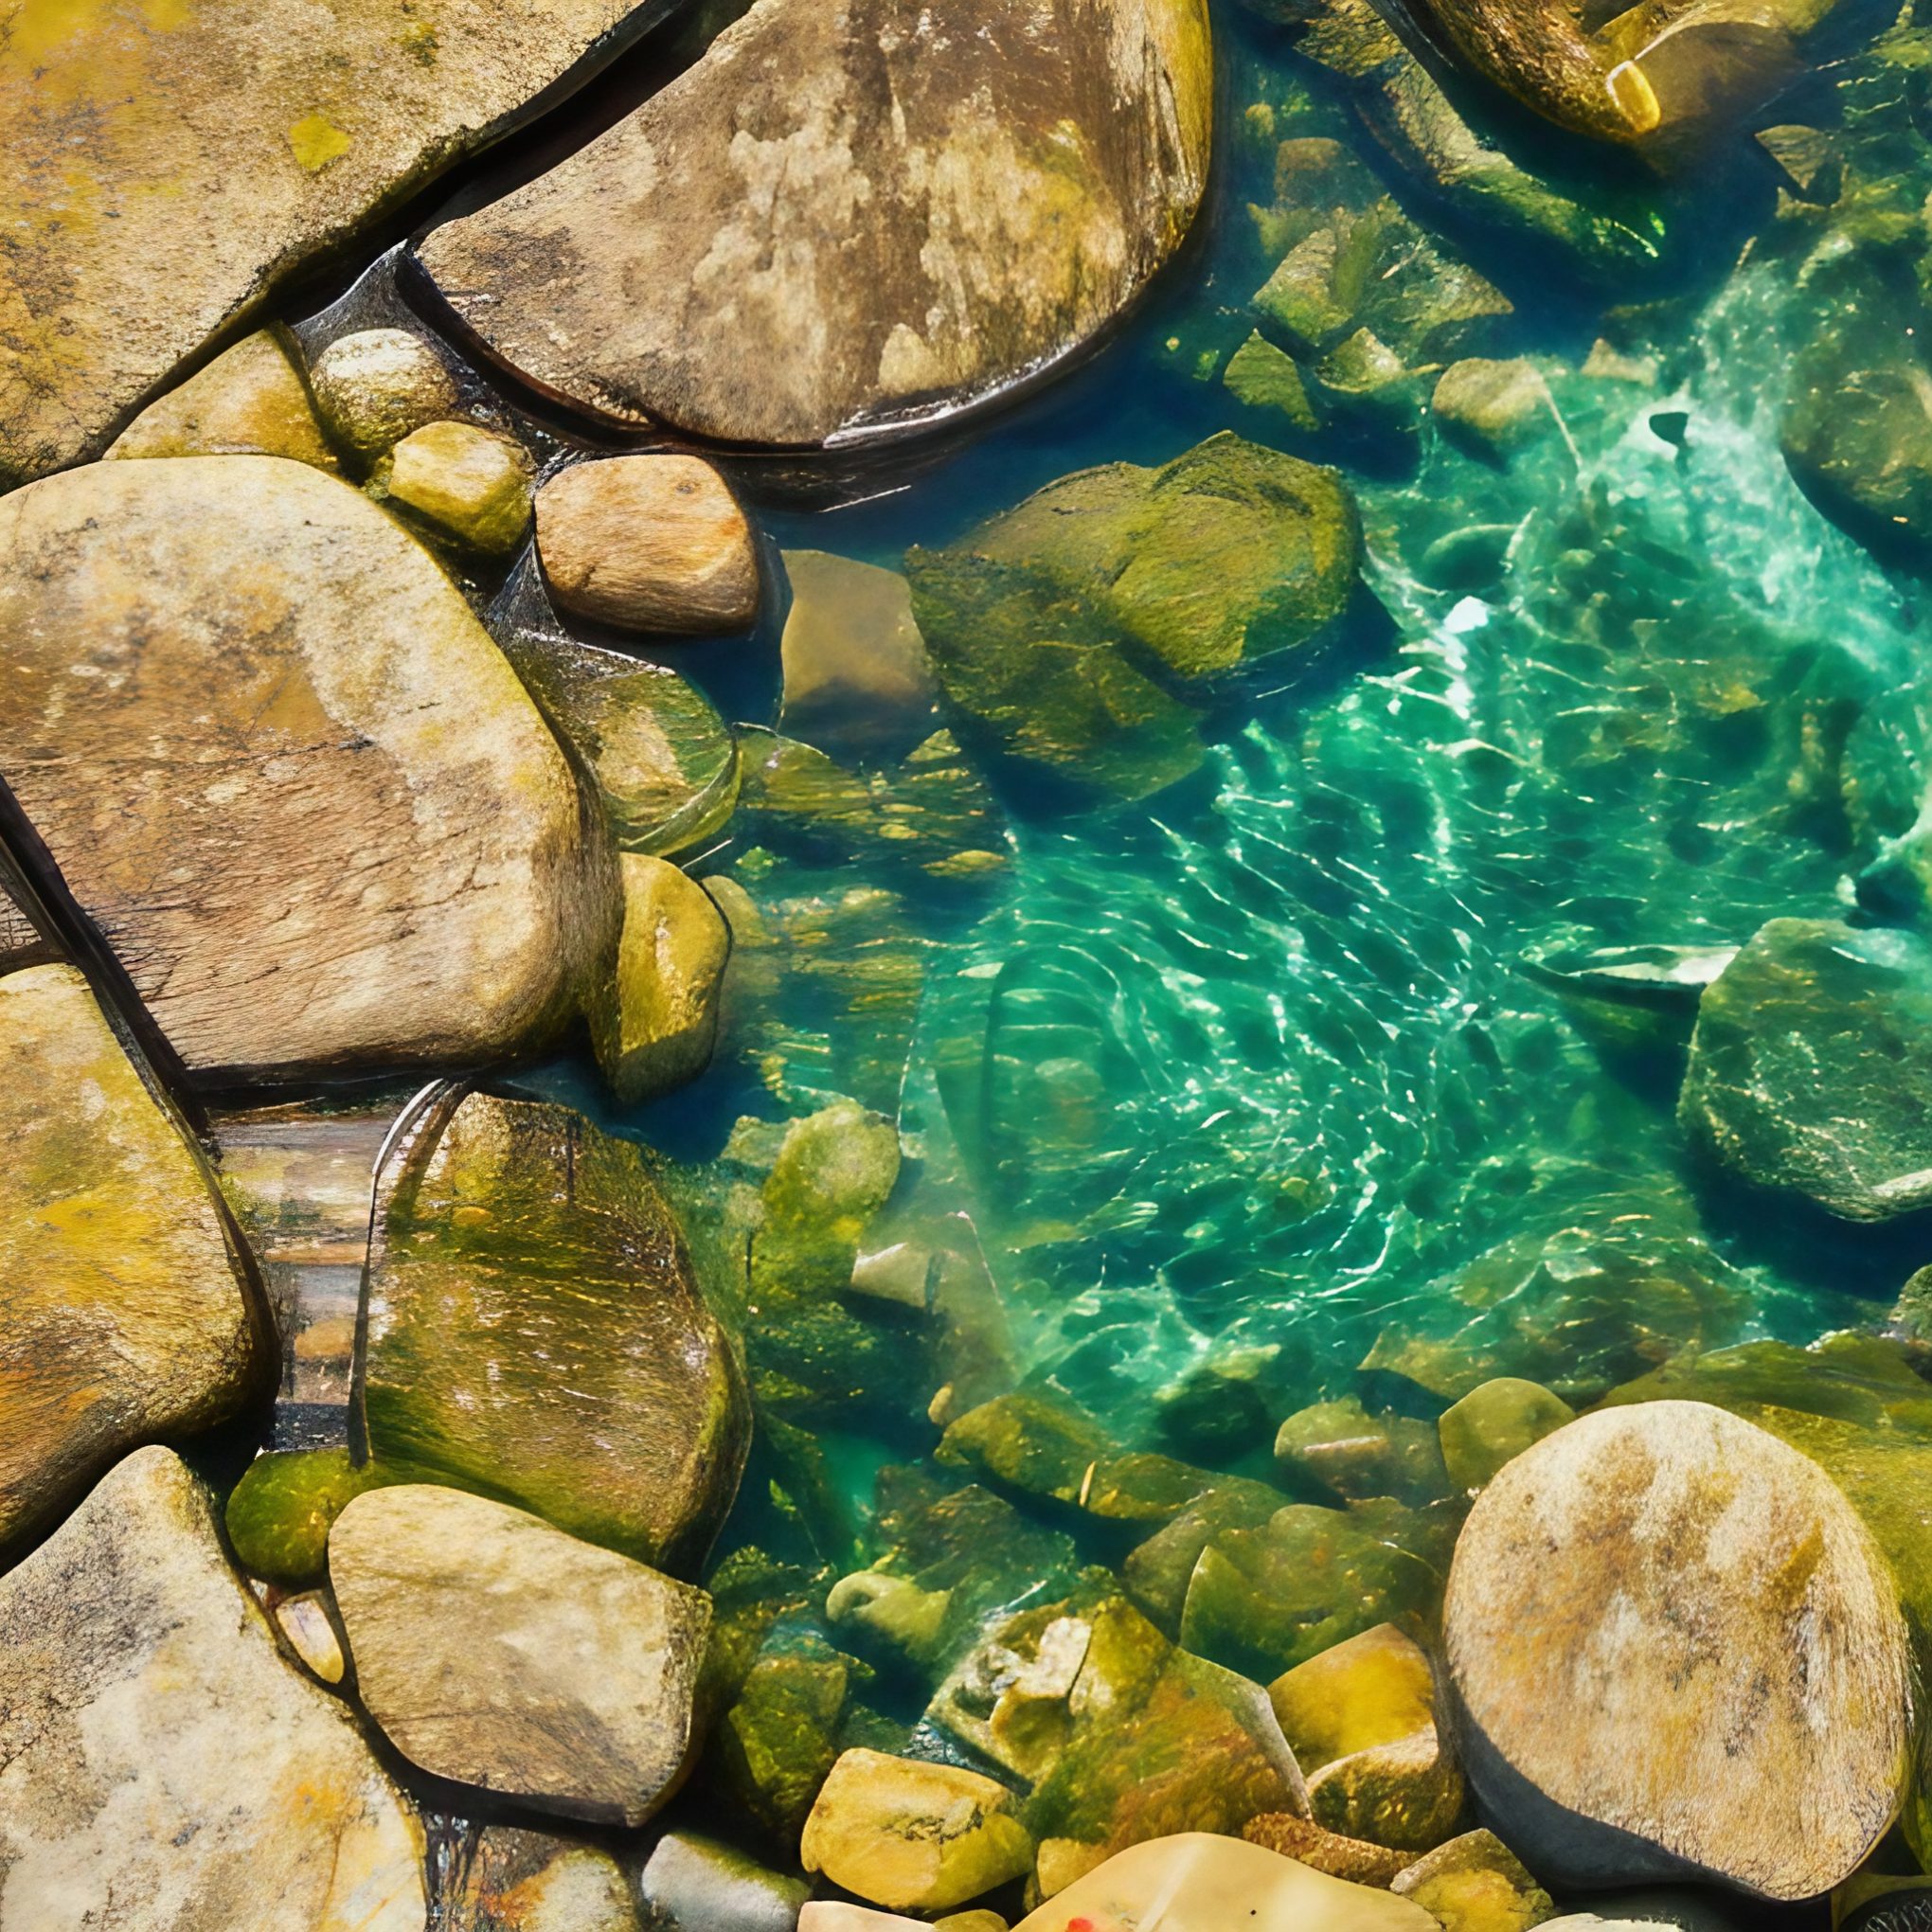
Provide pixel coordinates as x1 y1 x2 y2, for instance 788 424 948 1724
0 456 612 1079
0 1447 424 1930
359 1090 748 1568
378 420 534 554
0 963 268 1551
331 1484 711 1825
780 551 941 760
1445 1402 1909 1898
310 328 459 460
1242 1811 1412 1883
0 0 653 483
418 0 1213 448
1276 1396 1451 1504
535 456 760 634
1437 1378 1576 1495
227 1445 395 1587
1432 359 1556 462
801 1748 1033 1913
1680 918 1932 1221
106 327 341 469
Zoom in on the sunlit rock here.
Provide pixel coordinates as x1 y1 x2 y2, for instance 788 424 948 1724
1445 1402 1910 1898
1243 1810 1412 1882
0 456 613 1080
0 1447 424 1930
271 1587 349 1687
801 1749 1033 1913
636 1830 810 1932
309 328 460 460
0 963 268 1552
332 1484 710 1825
1390 1828 1556 1930
376 420 534 554
227 1445 395 1587
419 0 1212 448
1011 1833 1439 1930
1681 918 1932 1221
535 456 760 634
106 328 341 469
1438 1379 1577 1495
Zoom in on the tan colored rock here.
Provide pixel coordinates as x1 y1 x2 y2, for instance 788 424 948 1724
798 1907 925 1932
1445 1401 1910 1899
419 0 1214 449
274 1588 349 1686
0 0 653 484
1011 1834 1439 1930
779 550 939 759
536 455 760 633
310 329 458 457
1432 359 1555 461
1242 1811 1411 1883
1438 1378 1576 1495
442 1827 640 1932
0 456 613 1079
800 1748 1033 1913
588 854 732 1101
106 328 340 469
0 963 268 1550
1390 1829 1555 1931
381 419 534 552
936 1915 1011 1932
331 1484 711 1826
0 1446 424 1931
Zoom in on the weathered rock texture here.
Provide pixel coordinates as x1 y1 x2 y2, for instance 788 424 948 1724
0 963 267 1550
0 0 660 483
105 327 340 469
0 457 612 1079
359 1089 748 1568
331 1484 711 1825
1444 1401 1910 1899
419 0 1214 447
0 1446 425 1931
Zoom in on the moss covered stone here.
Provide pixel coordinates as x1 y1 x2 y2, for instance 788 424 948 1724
377 419 533 553
224 1447 394 1588
1438 1379 1576 1495
106 329 340 470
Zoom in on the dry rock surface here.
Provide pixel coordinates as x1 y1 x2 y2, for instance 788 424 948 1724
0 1446 425 1931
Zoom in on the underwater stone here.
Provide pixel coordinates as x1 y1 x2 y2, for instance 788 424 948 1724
106 328 341 469
1390 1829 1556 1931
0 0 653 484
1445 1402 1910 1899
331 1484 711 1825
379 420 534 554
0 456 612 1080
587 854 731 1102
535 456 760 634
1011 1834 1439 1930
636 1831 810 1932
1225 331 1321 430
0 964 267 1553
418 0 1212 449
709 1624 854 1844
1276 1396 1452 1504
359 1090 748 1568
1680 918 1932 1221
309 328 459 459
780 551 941 761
1432 359 1555 462
226 1445 396 1588
1438 1379 1577 1495
801 1748 1033 1913
0 1447 424 1931
442 1828 641 1932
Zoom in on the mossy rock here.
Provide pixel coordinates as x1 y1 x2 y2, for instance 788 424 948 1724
224 1447 394 1588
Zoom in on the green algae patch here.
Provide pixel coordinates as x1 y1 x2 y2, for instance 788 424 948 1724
224 1446 393 1587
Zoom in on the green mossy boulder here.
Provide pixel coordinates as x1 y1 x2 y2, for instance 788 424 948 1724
1437 1379 1576 1494
224 1447 395 1588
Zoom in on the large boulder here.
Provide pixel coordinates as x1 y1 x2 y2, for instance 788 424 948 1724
417 0 1213 448
0 1446 424 1930
1679 918 1932 1221
358 1089 749 1570
331 1484 712 1826
0 456 613 1080
1444 1402 1910 1899
0 0 660 483
0 963 269 1550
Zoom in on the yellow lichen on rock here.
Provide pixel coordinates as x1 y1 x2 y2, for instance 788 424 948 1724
106 328 340 469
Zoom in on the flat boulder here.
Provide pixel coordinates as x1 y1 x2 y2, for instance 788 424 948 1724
0 456 612 1079
358 1089 749 1569
418 0 1213 448
331 1483 712 1825
0 964 268 1550
1680 918 1932 1221
1444 1402 1909 1899
0 1446 424 1930
0 0 653 482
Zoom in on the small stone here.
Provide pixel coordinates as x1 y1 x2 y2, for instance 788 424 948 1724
800 1748 1033 1913
380 419 534 553
0 1447 424 1930
636 1831 811 1932
1390 1829 1555 1931
440 1826 640 1932
536 455 760 634
331 1483 711 1825
588 854 732 1101
1438 1379 1576 1494
1304 1726 1465 1852
1225 330 1320 429
1446 1401 1910 1898
798 1907 925 1932
1242 1812 1411 1884
709 1625 852 1844
226 1446 393 1587
273 1588 348 1685
1011 1833 1439 1929
780 551 940 760
309 328 457 457
1431 359 1553 461
1268 1623 1439 1771
106 328 340 469
1276 1397 1451 1504
0 963 267 1552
